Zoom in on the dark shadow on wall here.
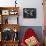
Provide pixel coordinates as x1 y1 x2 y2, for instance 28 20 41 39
18 26 44 46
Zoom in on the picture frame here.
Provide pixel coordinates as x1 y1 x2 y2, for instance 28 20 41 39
2 10 9 15
23 8 36 18
9 10 18 15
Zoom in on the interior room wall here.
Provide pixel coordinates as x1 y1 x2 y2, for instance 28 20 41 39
0 0 44 26
18 0 43 26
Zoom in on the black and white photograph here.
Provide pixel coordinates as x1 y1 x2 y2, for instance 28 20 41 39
23 8 36 18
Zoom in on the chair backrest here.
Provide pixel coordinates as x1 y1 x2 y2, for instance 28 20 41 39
21 28 41 46
21 28 36 46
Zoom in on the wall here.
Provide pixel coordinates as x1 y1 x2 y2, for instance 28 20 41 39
18 0 43 26
0 0 44 26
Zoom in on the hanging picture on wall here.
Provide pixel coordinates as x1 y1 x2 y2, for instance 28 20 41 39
23 8 36 18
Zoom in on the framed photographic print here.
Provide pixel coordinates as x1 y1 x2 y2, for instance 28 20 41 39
9 10 18 15
2 10 9 15
23 8 36 18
